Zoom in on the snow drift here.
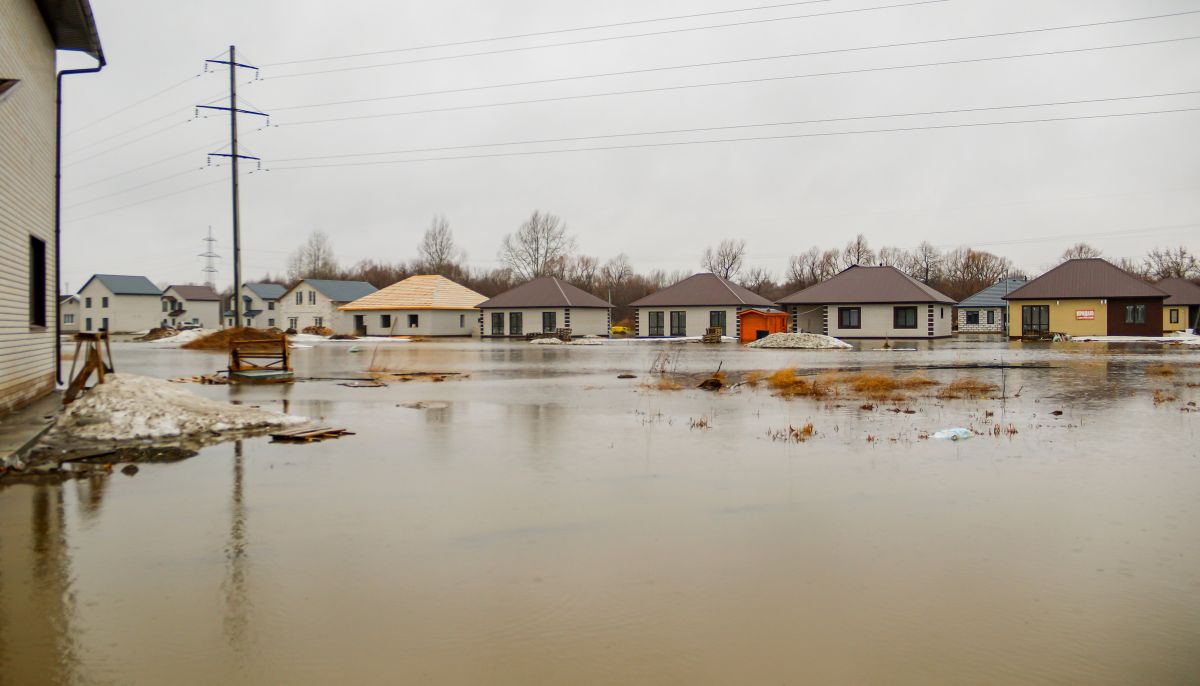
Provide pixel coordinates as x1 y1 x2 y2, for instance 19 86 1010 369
747 332 853 349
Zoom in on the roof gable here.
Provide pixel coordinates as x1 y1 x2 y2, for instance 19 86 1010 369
340 275 486 311
778 265 954 305
958 279 1028 307
629 273 774 308
166 284 221 301
292 279 378 303
244 283 286 301
479 277 612 309
1155 277 1200 306
80 274 161 296
1004 259 1166 300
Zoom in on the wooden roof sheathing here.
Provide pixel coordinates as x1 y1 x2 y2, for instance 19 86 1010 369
339 275 485 311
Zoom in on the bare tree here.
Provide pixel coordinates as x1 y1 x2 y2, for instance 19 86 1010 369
1059 242 1102 262
498 211 577 280
911 241 943 283
565 255 600 291
417 214 465 274
701 238 747 279
286 230 339 281
1144 246 1200 279
877 245 908 268
739 266 775 295
840 234 875 268
600 253 634 287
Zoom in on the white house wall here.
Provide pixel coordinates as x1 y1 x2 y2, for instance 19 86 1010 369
60 300 79 333
0 0 56 413
479 307 611 337
77 282 161 334
634 306 742 338
799 303 952 339
279 285 349 331
956 306 1007 333
341 309 477 336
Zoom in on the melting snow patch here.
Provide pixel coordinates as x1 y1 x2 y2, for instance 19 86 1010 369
53 373 305 442
747 333 853 349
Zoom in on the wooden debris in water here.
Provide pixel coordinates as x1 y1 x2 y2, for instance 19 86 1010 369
270 426 355 443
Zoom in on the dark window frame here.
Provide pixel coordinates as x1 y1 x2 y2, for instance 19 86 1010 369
670 310 686 337
965 310 979 325
838 306 861 329
509 311 523 335
407 314 419 328
491 312 505 335
28 235 46 328
709 310 726 334
986 310 995 325
380 314 392 328
542 311 557 333
893 306 918 329
1170 308 1180 324
647 311 665 337
1022 305 1050 335
1125 304 1146 325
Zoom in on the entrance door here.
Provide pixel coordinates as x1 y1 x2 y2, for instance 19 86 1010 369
1021 305 1049 337
354 314 365 335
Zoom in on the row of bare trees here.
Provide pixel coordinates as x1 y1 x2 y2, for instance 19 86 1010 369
267 212 1200 322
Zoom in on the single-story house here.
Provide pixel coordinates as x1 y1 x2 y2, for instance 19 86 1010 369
629 273 774 338
59 295 79 334
478 276 612 337
77 274 163 334
1155 277 1200 333
162 284 222 329
0 0 104 413
1003 258 1168 338
278 279 377 332
956 279 1027 333
777 265 954 339
737 308 788 343
225 282 287 329
339 274 485 336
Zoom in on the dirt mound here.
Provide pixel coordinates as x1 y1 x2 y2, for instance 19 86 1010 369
137 327 178 342
181 327 285 351
302 325 333 336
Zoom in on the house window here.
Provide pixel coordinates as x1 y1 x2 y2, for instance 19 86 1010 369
709 310 726 334
308 291 316 305
101 317 109 331
459 314 465 327
491 312 504 335
509 312 523 335
838 307 861 329
965 310 979 325
296 291 303 305
670 311 686 337
1125 304 1145 324
986 310 995 325
314 316 323 327
85 297 92 308
288 317 298 330
64 313 75 324
192 318 199 325
542 311 556 332
381 314 392 328
647 311 665 336
268 301 275 310
85 317 92 331
29 236 46 327
102 296 109 308
408 314 419 328
162 299 169 312
245 317 252 326
267 318 275 327
227 318 234 327
1022 305 1050 336
893 306 918 329
1170 308 1180 324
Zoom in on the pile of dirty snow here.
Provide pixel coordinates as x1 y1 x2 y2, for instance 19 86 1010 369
139 328 215 347
1071 332 1200 345
747 332 853 349
54 373 304 441
529 337 604 346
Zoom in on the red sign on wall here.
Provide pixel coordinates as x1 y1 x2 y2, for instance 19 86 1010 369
1075 310 1095 320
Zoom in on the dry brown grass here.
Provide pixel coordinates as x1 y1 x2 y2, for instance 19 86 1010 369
181 327 285 351
743 371 764 387
765 368 830 398
767 422 815 443
1146 363 1175 377
936 378 999 399
643 377 682 391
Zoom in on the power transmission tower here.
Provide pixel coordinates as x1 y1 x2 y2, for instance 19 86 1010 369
197 46 266 324
199 225 220 288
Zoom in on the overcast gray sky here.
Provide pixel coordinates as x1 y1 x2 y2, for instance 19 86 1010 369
58 0 1200 291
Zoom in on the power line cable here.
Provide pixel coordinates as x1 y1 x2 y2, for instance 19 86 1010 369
65 167 205 209
273 10 1200 113
271 107 1200 170
277 35 1200 127
264 0 844 66
65 170 256 223
66 73 204 137
266 0 954 79
65 119 195 167
273 90 1200 163
65 135 232 192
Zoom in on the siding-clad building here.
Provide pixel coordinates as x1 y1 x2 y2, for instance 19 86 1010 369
629 273 773 339
0 0 103 413
278 279 377 332
1155 278 1200 333
1003 258 1168 338
226 282 286 329
778 265 954 339
59 294 79 333
161 284 221 329
77 274 161 334
478 276 612 338
339 274 484 336
956 279 1026 334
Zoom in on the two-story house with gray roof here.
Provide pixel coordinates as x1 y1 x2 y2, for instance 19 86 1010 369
77 274 162 334
224 282 287 329
162 284 222 329
278 279 377 332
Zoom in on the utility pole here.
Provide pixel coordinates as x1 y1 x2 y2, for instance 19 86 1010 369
197 47 265 325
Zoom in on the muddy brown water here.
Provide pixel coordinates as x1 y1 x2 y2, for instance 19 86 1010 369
2 338 1198 684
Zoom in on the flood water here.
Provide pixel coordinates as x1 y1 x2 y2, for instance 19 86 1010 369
2 338 1198 684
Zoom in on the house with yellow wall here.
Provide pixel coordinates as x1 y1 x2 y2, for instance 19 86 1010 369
1154 278 1200 333
1003 259 1168 338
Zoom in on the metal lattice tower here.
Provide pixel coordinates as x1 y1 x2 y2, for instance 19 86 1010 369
199 225 220 288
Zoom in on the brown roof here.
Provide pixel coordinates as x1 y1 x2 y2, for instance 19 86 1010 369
479 277 612 309
777 265 954 305
166 284 221 301
340 275 485 311
1003 259 1166 300
630 273 775 308
1155 277 1200 306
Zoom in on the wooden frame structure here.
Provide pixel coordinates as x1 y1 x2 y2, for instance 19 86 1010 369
64 332 115 404
228 336 294 383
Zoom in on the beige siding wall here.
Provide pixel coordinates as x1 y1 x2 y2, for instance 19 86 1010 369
340 309 477 336
0 0 56 413
60 299 79 333
1006 299 1108 337
634 306 741 338
77 281 161 333
279 285 349 331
